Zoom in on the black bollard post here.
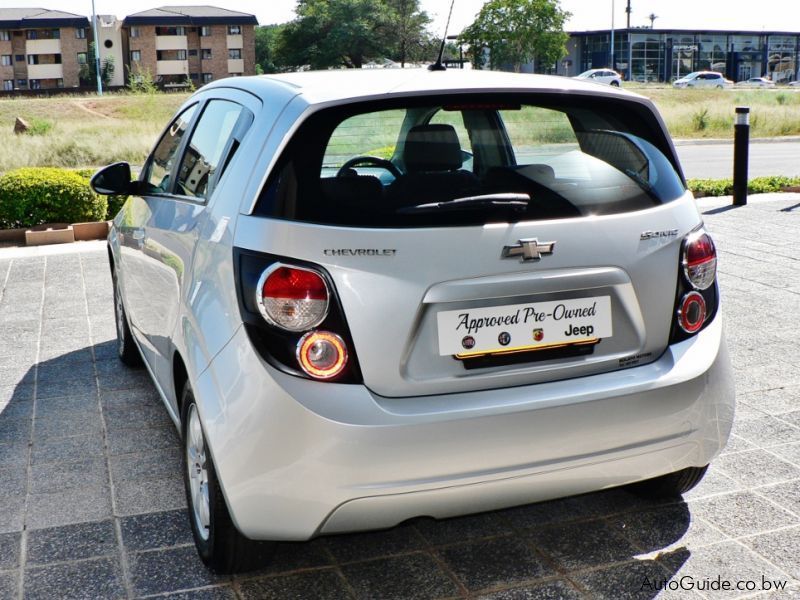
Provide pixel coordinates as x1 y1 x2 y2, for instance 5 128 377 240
733 106 750 206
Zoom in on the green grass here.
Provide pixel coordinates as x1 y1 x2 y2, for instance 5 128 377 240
2 87 800 173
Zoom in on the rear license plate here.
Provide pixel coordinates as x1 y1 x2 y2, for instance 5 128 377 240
437 296 612 356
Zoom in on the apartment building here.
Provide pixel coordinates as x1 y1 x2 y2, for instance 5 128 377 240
123 6 257 87
0 8 90 90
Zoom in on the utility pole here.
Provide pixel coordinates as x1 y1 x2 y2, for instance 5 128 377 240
91 0 103 95
610 0 615 70
626 0 631 29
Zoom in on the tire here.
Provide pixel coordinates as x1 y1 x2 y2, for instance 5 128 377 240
112 271 143 367
628 465 709 499
181 384 275 573
610 80 620 87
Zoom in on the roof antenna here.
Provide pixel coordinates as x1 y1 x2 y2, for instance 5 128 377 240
428 0 456 71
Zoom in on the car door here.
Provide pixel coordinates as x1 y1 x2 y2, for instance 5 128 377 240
136 93 255 401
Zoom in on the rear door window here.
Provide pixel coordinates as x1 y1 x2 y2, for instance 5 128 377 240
142 104 198 194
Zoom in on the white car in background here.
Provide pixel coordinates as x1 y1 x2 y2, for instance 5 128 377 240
736 77 775 88
573 68 622 86
673 71 733 89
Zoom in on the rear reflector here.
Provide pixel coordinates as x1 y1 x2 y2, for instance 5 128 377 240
677 291 707 334
257 265 329 331
683 231 717 290
296 331 348 379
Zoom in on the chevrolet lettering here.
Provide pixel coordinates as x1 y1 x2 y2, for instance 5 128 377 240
93 67 733 574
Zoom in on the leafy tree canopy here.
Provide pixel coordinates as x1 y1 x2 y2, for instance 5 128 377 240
459 0 571 72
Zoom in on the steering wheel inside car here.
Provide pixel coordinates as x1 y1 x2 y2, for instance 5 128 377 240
337 156 402 178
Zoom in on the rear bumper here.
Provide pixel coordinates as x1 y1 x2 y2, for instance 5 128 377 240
195 315 734 540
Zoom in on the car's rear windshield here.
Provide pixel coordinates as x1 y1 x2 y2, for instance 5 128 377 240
254 93 686 228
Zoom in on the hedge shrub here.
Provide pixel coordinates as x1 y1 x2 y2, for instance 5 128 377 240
73 167 128 220
688 176 800 198
0 167 107 229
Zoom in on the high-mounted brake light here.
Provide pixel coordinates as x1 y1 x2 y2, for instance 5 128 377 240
683 230 716 290
257 264 329 331
677 291 707 334
296 331 348 380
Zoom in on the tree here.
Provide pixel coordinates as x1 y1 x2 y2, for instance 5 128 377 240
459 0 570 73
385 0 431 67
79 42 115 86
255 24 286 73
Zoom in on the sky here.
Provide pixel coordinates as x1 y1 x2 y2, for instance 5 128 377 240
7 0 800 34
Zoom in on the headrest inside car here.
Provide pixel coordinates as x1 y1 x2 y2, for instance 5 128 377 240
403 124 463 173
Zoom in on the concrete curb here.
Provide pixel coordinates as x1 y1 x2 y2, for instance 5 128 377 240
674 136 800 146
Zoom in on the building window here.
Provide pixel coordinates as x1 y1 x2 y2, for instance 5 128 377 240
27 55 36 65
30 79 40 90
57 78 63 88
26 29 59 40
77 52 87 65
2 80 12 91
130 50 141 62
200 26 212 37
201 49 211 60
177 50 187 60
76 28 86 39
0 31 10 41
156 26 185 36
17 79 27 88
188 49 197 56
130 26 140 38
227 25 241 35
1 55 10 66
189 72 198 79
15 55 24 62
201 73 212 84
228 49 241 60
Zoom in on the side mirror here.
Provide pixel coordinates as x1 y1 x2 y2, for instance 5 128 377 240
90 162 134 195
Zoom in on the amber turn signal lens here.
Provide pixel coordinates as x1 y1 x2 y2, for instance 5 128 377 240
296 331 348 380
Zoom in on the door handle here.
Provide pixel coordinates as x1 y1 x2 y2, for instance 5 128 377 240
132 230 145 241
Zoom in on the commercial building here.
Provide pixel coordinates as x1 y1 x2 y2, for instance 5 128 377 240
0 8 90 90
557 29 800 83
0 5 257 93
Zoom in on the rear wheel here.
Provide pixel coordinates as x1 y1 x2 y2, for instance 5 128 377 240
182 384 275 573
112 271 142 366
610 80 620 87
628 465 709 498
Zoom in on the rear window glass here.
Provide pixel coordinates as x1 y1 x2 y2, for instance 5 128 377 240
256 94 685 228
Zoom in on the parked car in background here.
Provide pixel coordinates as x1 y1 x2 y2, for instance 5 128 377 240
573 68 622 86
91 68 735 574
736 77 775 88
787 80 800 87
673 71 733 88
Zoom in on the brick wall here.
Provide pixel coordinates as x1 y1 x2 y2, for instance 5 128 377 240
128 25 158 79
0 35 12 86
199 25 227 82
243 25 255 75
186 27 201 80
59 27 88 87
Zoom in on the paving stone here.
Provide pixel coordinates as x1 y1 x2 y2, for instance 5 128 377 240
757 479 800 516
239 569 350 600
0 383 34 404
0 570 18 600
572 558 697 600
769 442 800 465
114 476 186 516
731 414 800 448
243 539 332 576
0 400 33 420
104 404 172 431
741 386 800 416
129 546 223 596
0 418 31 444
528 520 640 572
24 557 125 600
0 531 20 569
0 494 24 533
438 536 554 592
715 448 800 487
341 553 459 600
110 447 182 484
36 378 97 401
151 587 238 600
120 509 193 552
414 512 513 547
107 425 180 455
36 347 93 365
0 467 27 498
476 579 582 599
29 458 109 494
0 441 28 469
741 526 800 580
607 504 727 553
26 520 118 565
34 395 98 418
691 491 800 537
101 387 161 410
325 522 425 563
37 361 95 384
26 484 112 530
33 412 102 440
30 431 105 465
682 465 743 501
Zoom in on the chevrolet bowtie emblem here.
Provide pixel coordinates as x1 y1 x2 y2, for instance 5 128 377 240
502 238 556 261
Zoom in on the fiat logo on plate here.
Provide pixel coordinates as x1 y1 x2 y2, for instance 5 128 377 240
461 336 476 350
498 332 511 346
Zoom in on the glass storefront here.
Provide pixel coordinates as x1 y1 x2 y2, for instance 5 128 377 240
767 35 797 83
630 33 663 82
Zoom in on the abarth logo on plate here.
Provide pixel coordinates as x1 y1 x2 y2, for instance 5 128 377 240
533 328 544 342
502 238 555 261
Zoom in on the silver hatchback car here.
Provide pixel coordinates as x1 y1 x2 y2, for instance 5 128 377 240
91 69 735 573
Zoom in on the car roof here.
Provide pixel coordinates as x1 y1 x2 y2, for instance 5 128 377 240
200 68 642 107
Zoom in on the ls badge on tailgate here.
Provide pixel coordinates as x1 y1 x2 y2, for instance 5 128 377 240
502 238 555 261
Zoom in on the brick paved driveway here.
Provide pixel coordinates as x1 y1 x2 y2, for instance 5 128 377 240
0 194 799 599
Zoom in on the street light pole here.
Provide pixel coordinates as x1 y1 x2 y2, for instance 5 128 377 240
91 0 103 95
610 0 615 71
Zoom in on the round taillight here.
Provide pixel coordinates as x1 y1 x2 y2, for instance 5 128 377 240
296 331 348 380
257 265 329 332
677 291 707 334
683 231 717 290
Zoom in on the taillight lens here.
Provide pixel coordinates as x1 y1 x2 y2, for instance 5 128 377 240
677 291 707 334
257 265 329 331
683 230 716 290
297 331 348 380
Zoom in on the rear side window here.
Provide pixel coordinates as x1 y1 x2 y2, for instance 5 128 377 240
256 94 685 228
143 104 198 193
